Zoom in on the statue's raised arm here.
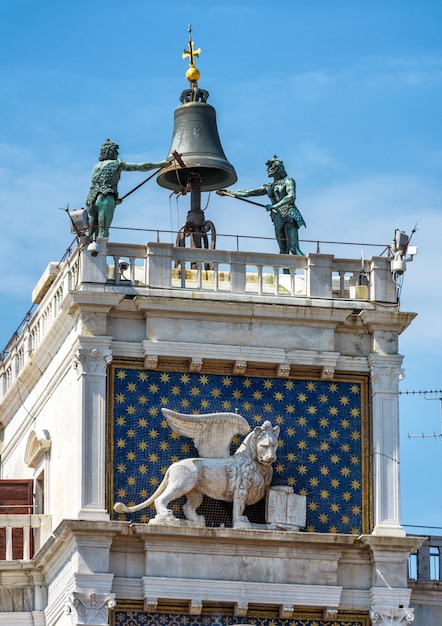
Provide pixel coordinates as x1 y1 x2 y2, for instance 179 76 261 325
224 185 268 199
218 155 305 256
86 139 171 241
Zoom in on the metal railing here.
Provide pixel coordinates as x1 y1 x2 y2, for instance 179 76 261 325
409 537 442 582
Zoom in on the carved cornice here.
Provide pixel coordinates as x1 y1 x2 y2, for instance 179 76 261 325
140 575 342 614
360 310 417 335
141 339 341 372
63 291 124 316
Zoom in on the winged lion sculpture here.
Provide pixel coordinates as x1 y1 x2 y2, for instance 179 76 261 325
113 408 280 529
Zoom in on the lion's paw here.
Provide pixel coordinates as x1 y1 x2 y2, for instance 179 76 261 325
148 512 181 526
233 516 251 530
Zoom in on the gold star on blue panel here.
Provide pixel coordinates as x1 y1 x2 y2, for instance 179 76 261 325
113 610 367 626
110 367 368 534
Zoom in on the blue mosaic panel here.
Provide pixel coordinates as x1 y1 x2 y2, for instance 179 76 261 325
110 367 369 533
113 611 367 626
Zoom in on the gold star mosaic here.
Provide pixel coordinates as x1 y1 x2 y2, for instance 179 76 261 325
113 611 368 626
109 366 370 534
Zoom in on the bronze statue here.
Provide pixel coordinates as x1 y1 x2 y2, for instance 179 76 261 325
86 139 170 241
220 156 305 255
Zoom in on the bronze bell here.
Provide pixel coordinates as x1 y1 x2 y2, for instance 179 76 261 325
157 88 237 192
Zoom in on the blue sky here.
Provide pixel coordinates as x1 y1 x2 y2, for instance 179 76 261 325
0 0 441 534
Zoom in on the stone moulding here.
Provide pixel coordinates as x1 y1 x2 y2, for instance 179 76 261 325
140 576 342 616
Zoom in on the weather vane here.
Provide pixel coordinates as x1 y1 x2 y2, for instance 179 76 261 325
182 25 201 86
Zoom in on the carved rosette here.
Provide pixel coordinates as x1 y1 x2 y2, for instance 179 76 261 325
67 592 116 625
75 348 113 376
370 607 414 625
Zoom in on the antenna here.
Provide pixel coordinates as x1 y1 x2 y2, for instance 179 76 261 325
400 390 442 440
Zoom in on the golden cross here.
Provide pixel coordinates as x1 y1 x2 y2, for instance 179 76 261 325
182 25 201 67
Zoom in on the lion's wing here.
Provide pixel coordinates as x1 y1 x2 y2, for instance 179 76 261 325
161 409 251 458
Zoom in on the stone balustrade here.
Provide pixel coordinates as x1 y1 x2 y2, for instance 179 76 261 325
0 239 396 401
0 514 52 560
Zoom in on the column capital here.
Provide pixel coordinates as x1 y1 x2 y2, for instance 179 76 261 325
74 344 113 376
67 591 116 626
370 607 414 624
368 354 404 393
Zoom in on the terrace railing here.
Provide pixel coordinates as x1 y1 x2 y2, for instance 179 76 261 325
0 239 396 400
0 514 52 560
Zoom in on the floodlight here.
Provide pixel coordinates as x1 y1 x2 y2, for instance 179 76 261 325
69 208 89 234
392 229 409 254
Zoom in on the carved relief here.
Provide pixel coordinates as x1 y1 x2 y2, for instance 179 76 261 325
323 607 339 621
279 604 294 618
24 429 51 468
67 592 116 625
277 363 290 378
233 360 247 375
234 601 248 617
75 348 112 376
370 367 404 393
114 409 279 529
190 358 203 373
321 365 335 380
144 354 158 370
370 607 414 625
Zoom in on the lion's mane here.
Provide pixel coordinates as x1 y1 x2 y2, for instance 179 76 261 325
225 428 274 505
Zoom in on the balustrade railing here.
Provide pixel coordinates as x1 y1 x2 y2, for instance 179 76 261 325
0 514 52 560
0 239 395 400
